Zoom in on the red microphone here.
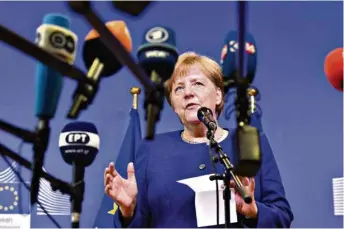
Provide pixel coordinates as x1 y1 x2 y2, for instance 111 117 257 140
324 47 343 92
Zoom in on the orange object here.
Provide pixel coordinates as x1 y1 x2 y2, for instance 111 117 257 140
324 47 343 92
85 20 132 53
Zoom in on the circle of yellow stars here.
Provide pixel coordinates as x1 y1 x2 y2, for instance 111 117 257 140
0 185 19 211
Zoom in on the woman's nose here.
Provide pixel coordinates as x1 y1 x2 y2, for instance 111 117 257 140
183 85 194 98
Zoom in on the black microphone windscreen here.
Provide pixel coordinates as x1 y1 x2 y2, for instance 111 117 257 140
59 122 100 167
83 20 132 77
233 126 261 177
197 107 213 122
137 26 178 81
112 1 152 17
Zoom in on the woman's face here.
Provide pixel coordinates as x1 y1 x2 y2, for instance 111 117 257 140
170 65 222 126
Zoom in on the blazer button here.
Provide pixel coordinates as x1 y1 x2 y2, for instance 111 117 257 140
199 164 206 170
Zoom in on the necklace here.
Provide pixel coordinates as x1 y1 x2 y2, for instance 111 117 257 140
181 129 225 144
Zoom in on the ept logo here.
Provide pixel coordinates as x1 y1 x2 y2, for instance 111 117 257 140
145 27 169 43
65 132 90 144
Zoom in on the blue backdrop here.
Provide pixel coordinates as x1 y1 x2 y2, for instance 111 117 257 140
0 1 342 228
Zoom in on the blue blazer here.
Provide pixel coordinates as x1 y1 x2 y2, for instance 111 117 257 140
114 129 294 228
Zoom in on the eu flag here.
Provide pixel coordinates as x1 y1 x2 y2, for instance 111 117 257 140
250 110 263 132
0 182 31 229
93 107 142 228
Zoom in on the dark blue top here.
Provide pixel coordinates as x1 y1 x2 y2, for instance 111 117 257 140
113 129 294 228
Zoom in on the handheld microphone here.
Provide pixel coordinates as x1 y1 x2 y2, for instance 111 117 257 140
137 26 178 139
324 47 343 92
197 107 217 132
31 13 78 206
220 30 257 94
59 121 100 228
112 1 152 17
67 20 132 119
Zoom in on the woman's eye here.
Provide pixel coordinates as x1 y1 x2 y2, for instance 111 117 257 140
175 86 183 92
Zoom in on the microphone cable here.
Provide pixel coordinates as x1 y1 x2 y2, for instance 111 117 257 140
1 141 62 228
16 141 24 214
207 131 220 227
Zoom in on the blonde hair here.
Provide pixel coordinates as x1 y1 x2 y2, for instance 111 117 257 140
165 51 225 116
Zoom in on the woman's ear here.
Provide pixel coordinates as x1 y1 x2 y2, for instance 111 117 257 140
215 87 222 105
169 98 177 113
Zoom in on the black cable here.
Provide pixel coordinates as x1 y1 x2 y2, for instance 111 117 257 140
17 140 24 213
208 131 220 227
1 142 61 228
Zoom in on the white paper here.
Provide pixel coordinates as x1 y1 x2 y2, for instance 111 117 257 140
178 174 237 227
0 214 31 229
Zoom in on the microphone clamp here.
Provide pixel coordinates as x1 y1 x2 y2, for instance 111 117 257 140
144 79 165 140
67 58 103 119
31 117 51 206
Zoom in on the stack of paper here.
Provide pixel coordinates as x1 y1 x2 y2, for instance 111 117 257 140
177 174 237 227
332 177 344 216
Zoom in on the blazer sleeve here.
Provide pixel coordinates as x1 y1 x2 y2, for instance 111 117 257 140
244 132 294 228
113 141 150 228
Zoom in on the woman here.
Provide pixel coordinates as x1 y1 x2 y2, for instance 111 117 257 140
104 52 294 228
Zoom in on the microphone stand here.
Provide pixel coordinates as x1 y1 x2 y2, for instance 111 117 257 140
0 141 85 228
71 164 85 228
0 142 75 197
0 118 51 205
67 58 103 119
31 118 51 205
207 130 252 228
144 71 165 140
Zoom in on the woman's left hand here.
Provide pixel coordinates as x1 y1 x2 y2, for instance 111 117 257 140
230 177 258 218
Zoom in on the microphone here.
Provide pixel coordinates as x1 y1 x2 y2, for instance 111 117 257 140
137 26 178 139
112 1 152 17
220 30 261 177
198 106 253 204
197 107 217 132
220 30 257 94
31 13 78 206
324 47 343 92
59 121 100 228
67 20 132 119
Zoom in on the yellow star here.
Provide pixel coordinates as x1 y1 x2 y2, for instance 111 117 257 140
107 202 118 215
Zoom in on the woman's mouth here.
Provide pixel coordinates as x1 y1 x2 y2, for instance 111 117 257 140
185 103 199 110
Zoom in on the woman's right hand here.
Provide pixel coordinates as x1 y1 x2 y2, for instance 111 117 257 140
104 162 138 218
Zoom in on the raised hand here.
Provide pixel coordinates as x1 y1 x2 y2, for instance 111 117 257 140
104 162 138 217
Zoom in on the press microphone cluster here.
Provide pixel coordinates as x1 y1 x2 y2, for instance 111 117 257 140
67 20 132 119
59 121 100 228
0 13 79 206
67 2 174 140
137 26 178 139
0 13 104 219
67 1 154 91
